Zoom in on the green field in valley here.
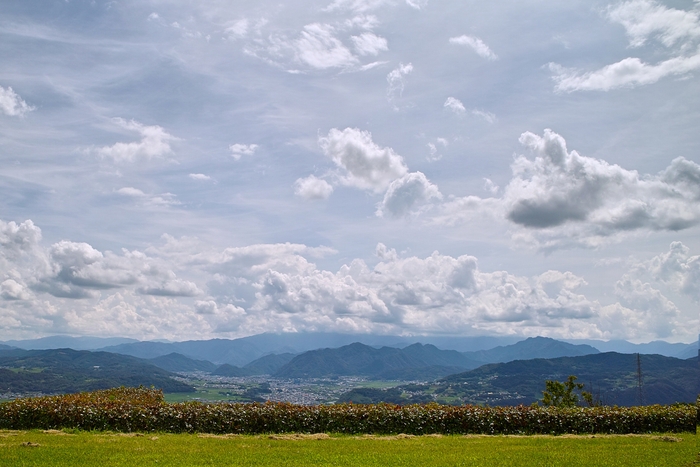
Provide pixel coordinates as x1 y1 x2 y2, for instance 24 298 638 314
0 430 696 467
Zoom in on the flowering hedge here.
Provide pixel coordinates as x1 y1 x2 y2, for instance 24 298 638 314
0 387 695 434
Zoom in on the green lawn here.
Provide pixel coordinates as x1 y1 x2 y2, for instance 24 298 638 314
0 430 696 466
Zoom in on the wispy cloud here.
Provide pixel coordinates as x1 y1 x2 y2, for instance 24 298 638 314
449 35 498 60
386 62 413 106
444 96 466 115
550 0 700 91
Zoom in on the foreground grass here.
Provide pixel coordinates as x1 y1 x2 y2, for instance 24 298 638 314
0 430 696 467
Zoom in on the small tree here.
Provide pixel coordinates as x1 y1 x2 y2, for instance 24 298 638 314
540 375 594 408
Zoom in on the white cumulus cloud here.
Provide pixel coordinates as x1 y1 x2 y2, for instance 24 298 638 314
434 129 700 250
376 171 442 218
0 85 34 117
294 175 334 200
506 129 700 230
1 279 32 300
229 143 259 160
137 278 202 297
319 127 408 193
613 275 680 338
97 118 177 163
638 241 700 300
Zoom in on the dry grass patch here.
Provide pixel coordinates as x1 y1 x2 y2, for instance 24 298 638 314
268 433 330 440
41 430 73 436
355 434 417 440
197 433 240 439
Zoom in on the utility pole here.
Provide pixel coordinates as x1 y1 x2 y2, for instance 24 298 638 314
636 353 644 406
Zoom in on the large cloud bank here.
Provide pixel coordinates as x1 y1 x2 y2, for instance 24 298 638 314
1 218 694 341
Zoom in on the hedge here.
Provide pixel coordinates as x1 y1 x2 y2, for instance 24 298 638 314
0 387 695 434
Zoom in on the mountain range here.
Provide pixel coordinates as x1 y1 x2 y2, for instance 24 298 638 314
94 334 524 366
1 333 696 366
0 334 695 404
562 339 697 359
339 353 698 407
264 337 604 380
139 337 612 380
273 342 482 379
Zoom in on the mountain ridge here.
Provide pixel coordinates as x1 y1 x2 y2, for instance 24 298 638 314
462 336 599 363
0 348 193 394
439 352 698 406
274 342 482 379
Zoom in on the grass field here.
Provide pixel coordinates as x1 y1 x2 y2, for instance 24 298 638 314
0 430 696 466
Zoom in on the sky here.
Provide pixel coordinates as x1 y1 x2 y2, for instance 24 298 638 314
0 0 699 343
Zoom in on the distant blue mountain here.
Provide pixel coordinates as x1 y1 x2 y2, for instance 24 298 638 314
100 339 264 366
675 342 698 359
97 333 522 366
7 333 694 370
463 337 600 363
148 353 218 373
2 336 138 351
212 353 297 377
562 338 697 357
244 353 297 374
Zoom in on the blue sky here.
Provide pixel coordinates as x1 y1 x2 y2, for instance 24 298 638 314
0 0 699 343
